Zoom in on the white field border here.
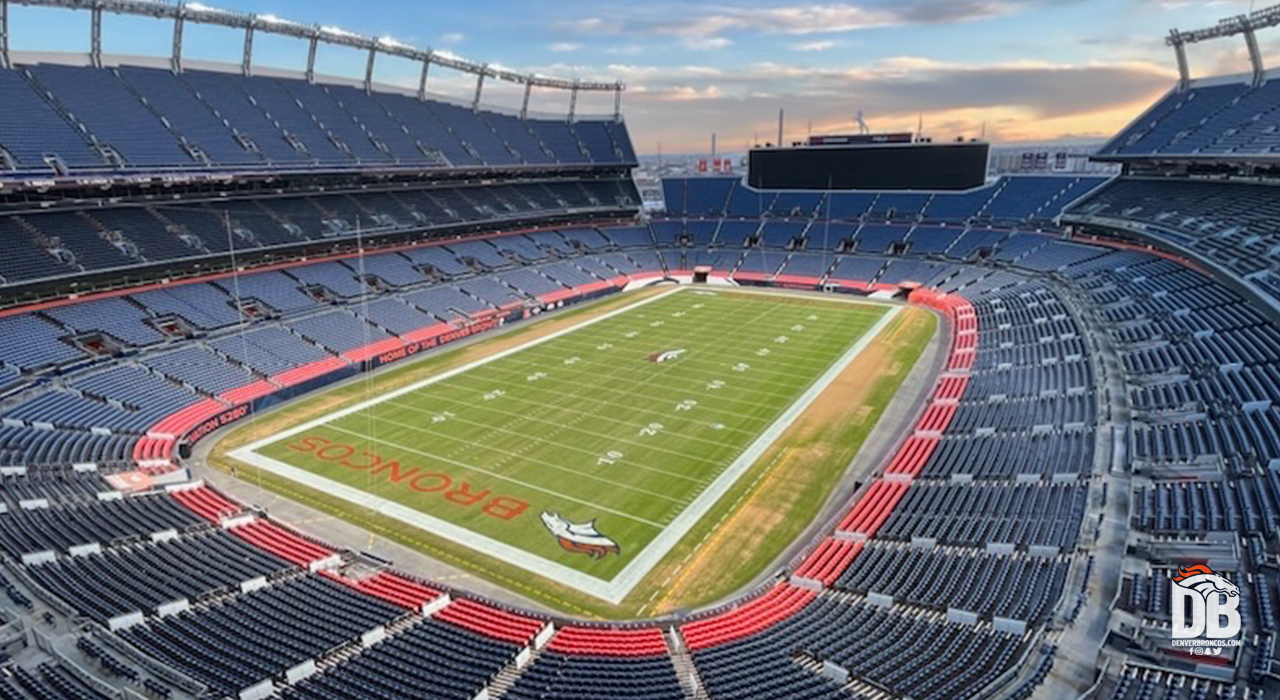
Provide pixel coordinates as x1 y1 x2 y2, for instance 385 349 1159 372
231 287 901 604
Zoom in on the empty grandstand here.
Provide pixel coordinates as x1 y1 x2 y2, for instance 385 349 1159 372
0 2 1277 700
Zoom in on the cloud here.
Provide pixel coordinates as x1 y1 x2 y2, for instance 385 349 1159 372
607 55 1177 152
604 45 648 56
792 40 840 51
439 32 464 44
559 2 1054 50
557 17 623 34
550 42 583 52
685 36 734 50
655 85 726 101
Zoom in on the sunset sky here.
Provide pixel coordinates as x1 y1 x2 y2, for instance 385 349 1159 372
8 0 1277 152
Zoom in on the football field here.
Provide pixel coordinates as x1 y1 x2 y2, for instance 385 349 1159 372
233 288 897 602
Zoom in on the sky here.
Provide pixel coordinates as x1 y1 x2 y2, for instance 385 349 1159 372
6 0 1279 153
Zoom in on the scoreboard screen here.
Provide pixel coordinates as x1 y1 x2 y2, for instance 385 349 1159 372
749 141 989 191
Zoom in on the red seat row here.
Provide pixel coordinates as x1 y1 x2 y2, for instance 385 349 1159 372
342 337 409 363
147 398 228 439
433 598 545 646
837 479 910 536
270 356 351 389
547 626 669 657
793 538 864 586
171 486 242 522
218 380 277 405
131 436 175 466
681 583 816 650
947 347 976 372
885 436 940 477
917 403 957 433
932 374 970 402
320 570 442 610
231 520 333 567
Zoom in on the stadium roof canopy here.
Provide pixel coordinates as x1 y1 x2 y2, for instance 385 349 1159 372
0 0 625 115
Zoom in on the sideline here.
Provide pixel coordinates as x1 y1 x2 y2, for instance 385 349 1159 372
229 287 901 604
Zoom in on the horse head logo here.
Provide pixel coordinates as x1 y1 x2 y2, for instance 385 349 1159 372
540 511 621 560
1172 564 1239 599
648 349 687 363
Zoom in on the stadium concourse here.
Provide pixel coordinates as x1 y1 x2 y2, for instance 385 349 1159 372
0 5 1277 700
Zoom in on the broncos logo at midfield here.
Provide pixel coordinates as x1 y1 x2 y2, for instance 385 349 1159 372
1172 564 1240 598
540 511 621 559
648 349 687 363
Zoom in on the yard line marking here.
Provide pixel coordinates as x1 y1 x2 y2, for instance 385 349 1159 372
421 293 839 418
504 329 860 382
360 401 716 481
324 424 669 527
469 352 843 397
376 395 742 468
436 370 795 413
331 418 696 507
547 328 870 367
232 287 903 603
387 384 766 438
431 305 841 411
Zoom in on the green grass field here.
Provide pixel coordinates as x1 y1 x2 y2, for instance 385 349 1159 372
234 288 893 601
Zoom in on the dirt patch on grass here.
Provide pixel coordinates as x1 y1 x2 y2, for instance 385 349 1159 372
779 311 914 434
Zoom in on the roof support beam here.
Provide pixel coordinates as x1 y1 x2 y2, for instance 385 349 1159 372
0 0 10 70
241 19 254 76
1243 24 1265 86
1169 30 1190 90
417 53 431 100
364 45 376 93
567 82 579 123
170 13 184 73
613 83 622 123
89 3 102 68
1168 6 1280 89
305 30 319 83
472 67 486 112
520 81 532 120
